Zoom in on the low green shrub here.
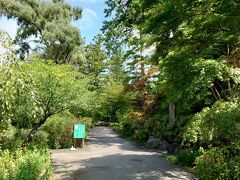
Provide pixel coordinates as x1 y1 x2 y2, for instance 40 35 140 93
0 128 29 151
194 145 240 179
0 148 52 180
183 101 240 146
166 150 201 168
31 130 49 148
176 150 200 167
110 122 120 131
42 111 93 149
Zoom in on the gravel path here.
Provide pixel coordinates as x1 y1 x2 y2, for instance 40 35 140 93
51 126 196 180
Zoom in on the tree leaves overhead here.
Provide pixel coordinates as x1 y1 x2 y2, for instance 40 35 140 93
0 0 83 64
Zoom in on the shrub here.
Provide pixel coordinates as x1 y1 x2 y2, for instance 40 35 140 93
194 145 240 179
42 112 76 149
166 150 201 168
177 150 200 167
0 149 52 180
31 130 49 148
0 128 29 151
110 122 120 131
183 101 240 146
42 111 93 149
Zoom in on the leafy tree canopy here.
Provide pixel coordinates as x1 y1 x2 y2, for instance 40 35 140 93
0 0 83 64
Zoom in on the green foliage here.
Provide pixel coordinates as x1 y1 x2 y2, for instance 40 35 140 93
80 117 94 129
42 111 93 149
0 29 15 67
0 128 29 151
31 130 49 148
0 59 90 146
0 126 19 150
0 0 83 63
0 30 24 136
144 114 167 138
194 145 240 179
97 82 131 122
0 149 52 180
42 112 75 149
183 100 240 146
167 150 201 168
116 111 148 143
82 35 107 89
110 122 120 131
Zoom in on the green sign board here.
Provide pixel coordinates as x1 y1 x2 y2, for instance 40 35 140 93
73 124 86 139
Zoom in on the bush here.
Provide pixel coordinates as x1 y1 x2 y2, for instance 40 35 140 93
110 122 120 131
0 128 29 151
0 148 52 180
183 101 240 146
42 112 76 149
31 130 49 148
42 111 93 149
194 145 240 179
166 150 201 168
144 114 166 138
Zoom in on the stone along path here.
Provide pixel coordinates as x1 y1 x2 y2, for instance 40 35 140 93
51 126 196 180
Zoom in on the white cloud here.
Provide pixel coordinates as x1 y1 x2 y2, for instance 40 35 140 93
75 8 98 29
85 8 97 17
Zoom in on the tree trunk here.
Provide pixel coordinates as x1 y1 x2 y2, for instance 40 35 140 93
169 102 176 123
22 116 48 147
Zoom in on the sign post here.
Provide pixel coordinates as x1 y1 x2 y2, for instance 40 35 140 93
73 124 86 148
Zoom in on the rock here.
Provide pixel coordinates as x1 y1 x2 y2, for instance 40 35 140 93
147 136 161 148
158 140 169 151
167 143 181 154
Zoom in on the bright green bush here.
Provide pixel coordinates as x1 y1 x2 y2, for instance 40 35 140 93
183 101 240 146
117 111 149 143
0 128 29 151
42 111 93 149
31 130 49 148
0 149 52 180
110 122 120 131
42 112 76 149
194 145 240 179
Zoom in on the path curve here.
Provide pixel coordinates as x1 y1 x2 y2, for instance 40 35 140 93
52 126 196 180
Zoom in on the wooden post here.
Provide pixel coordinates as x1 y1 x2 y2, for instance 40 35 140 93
82 138 85 147
74 138 76 148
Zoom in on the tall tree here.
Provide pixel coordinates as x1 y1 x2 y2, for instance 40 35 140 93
102 0 151 81
19 61 84 145
82 34 107 90
0 0 83 64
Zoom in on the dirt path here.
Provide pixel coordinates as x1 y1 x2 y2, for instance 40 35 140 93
51 126 196 180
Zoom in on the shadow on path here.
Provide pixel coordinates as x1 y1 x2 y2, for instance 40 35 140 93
52 127 196 180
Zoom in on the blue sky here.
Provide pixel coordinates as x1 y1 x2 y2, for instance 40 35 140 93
0 0 107 44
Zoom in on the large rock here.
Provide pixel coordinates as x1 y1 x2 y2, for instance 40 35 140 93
158 140 169 151
147 136 170 151
167 143 181 154
147 136 161 148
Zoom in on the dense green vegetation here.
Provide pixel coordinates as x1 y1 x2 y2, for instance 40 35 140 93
0 149 52 179
102 0 240 179
0 0 240 179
